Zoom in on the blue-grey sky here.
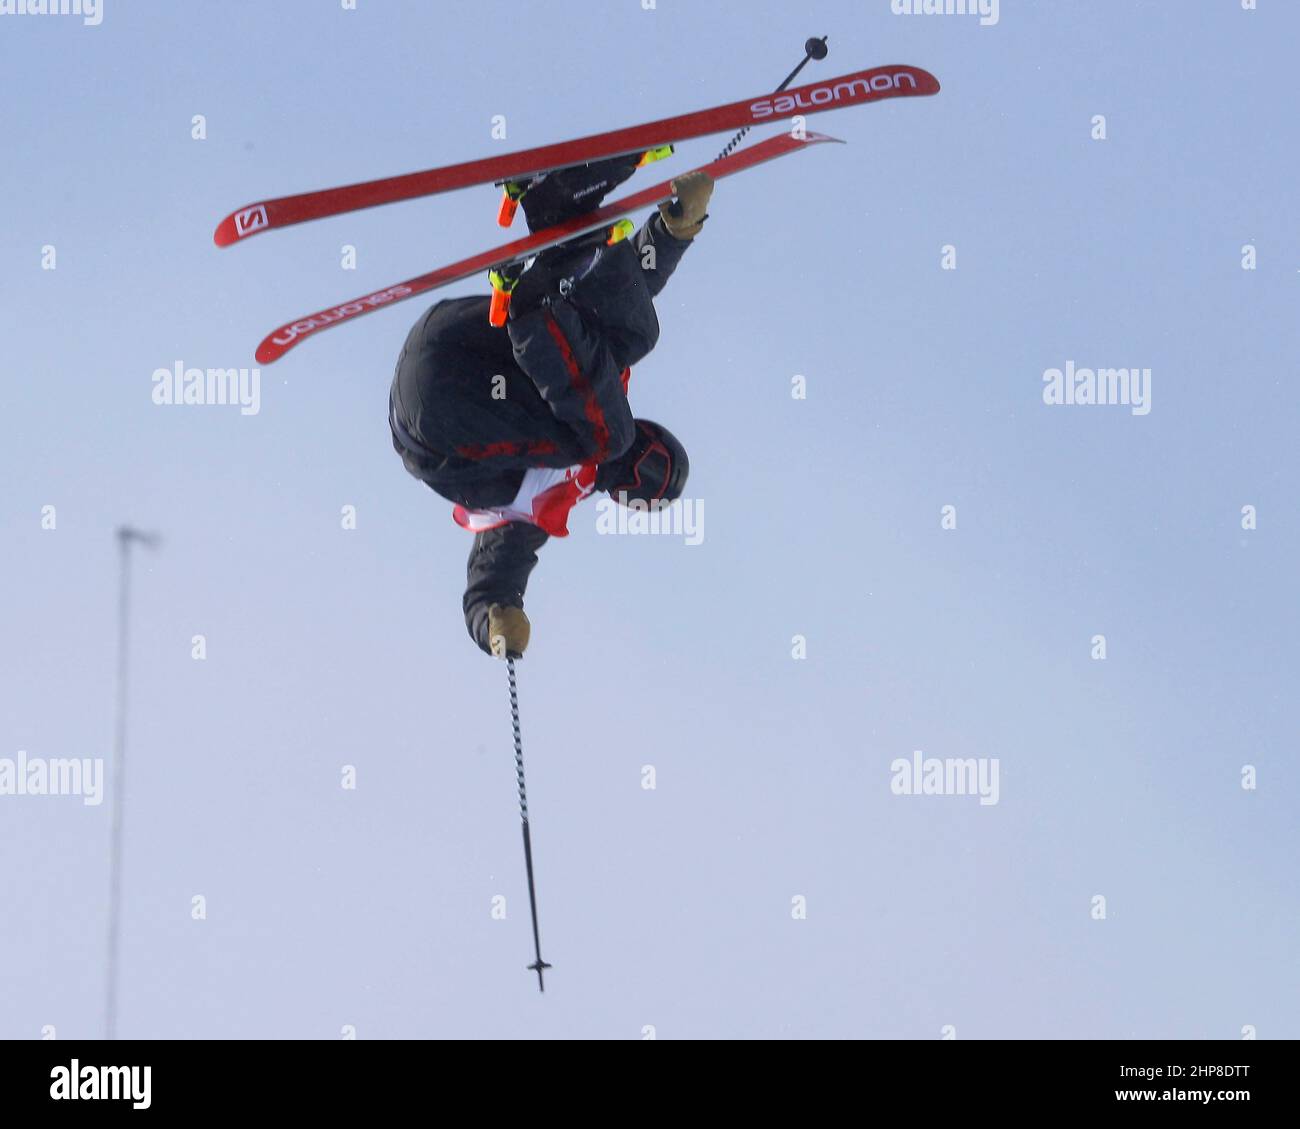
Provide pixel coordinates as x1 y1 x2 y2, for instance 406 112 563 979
2 0 1297 1039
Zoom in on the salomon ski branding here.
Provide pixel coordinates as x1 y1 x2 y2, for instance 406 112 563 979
215 64 938 246
269 286 415 348
234 205 269 237
254 132 841 364
750 72 918 118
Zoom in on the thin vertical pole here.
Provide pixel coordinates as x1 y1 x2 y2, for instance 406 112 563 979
105 530 132 1040
105 526 157 1039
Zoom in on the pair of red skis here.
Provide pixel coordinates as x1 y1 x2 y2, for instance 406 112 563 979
215 63 940 364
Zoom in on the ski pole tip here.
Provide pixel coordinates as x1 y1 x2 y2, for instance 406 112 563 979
528 959 553 992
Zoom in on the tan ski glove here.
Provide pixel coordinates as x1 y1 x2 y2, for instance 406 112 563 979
658 171 714 240
488 604 531 659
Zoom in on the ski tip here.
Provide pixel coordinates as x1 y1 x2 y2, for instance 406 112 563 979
894 64 941 95
213 216 240 247
254 336 282 365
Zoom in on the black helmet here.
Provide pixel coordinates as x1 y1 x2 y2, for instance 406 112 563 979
597 419 689 504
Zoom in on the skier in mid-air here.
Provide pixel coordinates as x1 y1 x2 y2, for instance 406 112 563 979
388 157 715 658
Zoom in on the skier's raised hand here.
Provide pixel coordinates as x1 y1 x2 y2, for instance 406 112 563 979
488 603 531 659
659 171 714 240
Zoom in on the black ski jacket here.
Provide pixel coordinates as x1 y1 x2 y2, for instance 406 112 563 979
389 213 693 653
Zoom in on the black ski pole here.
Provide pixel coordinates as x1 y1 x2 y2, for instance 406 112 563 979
507 656 551 991
667 36 830 222
715 35 830 161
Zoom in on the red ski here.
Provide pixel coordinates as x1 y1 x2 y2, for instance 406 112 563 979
255 131 841 364
217 64 938 247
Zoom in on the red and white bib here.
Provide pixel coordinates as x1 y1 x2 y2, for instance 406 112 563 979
452 463 599 538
